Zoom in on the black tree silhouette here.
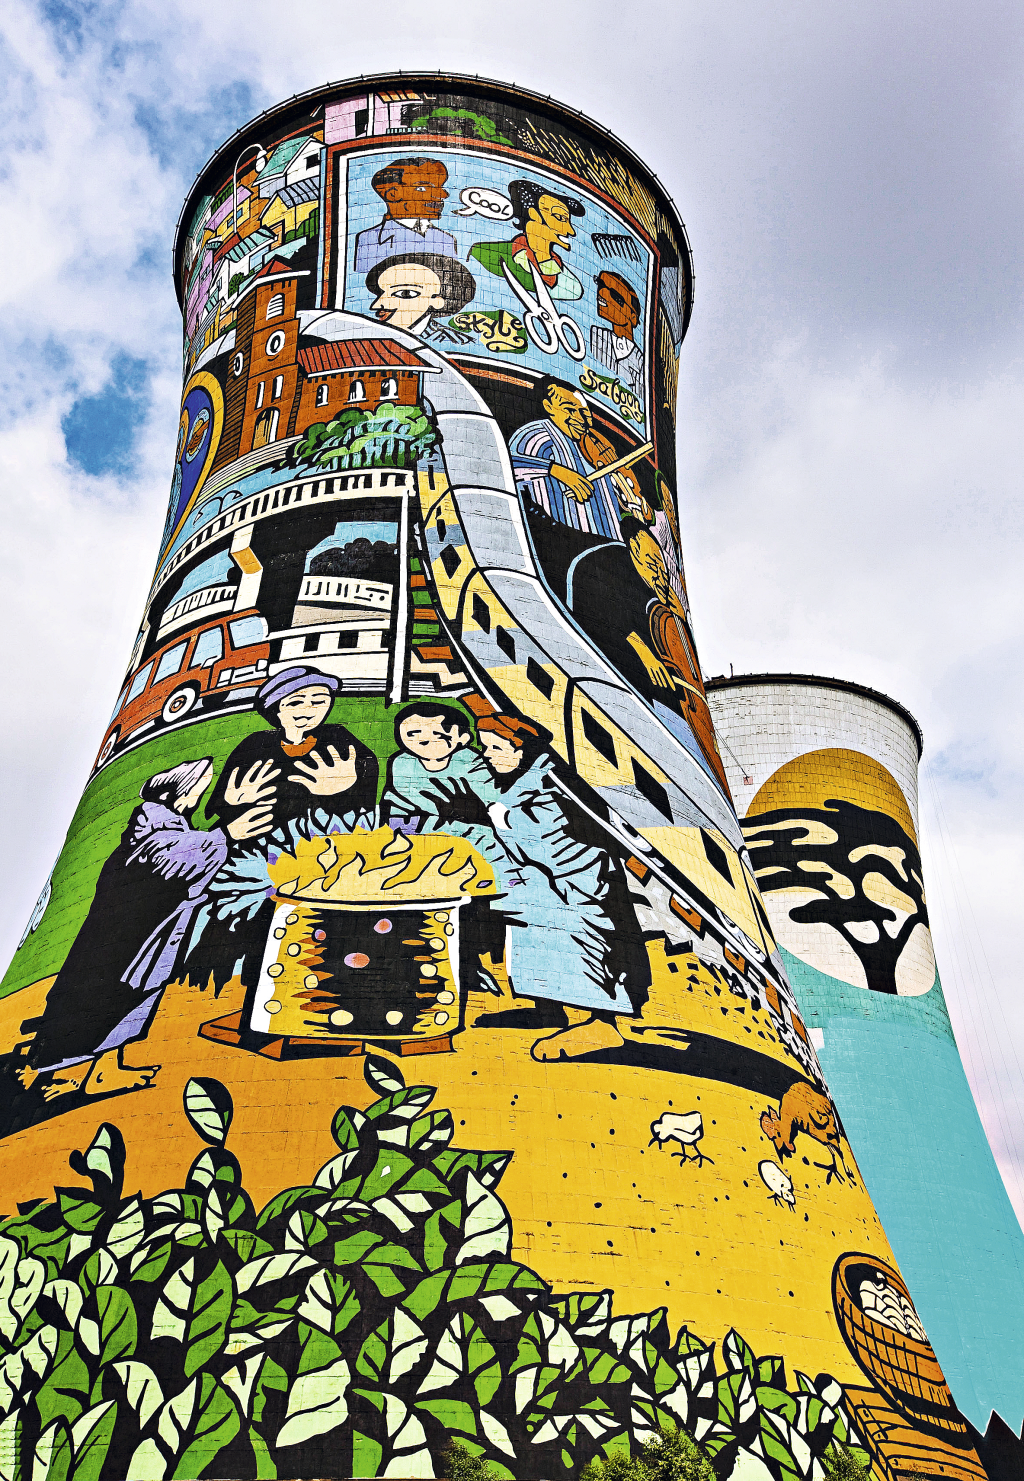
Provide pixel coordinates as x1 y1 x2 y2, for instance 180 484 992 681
743 799 929 995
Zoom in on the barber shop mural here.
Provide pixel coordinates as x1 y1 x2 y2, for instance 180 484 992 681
0 77 991 1481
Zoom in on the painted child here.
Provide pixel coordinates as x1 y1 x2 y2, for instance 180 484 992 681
383 703 503 876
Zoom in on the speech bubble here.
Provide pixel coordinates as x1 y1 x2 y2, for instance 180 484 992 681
454 186 514 221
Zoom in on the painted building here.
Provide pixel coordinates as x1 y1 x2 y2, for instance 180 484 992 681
705 673 1024 1439
0 74 1013 1481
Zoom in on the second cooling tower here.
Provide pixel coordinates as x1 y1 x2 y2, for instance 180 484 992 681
706 672 1024 1436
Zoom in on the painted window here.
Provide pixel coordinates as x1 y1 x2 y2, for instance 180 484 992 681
229 614 270 648
193 628 224 667
126 662 154 705
315 383 329 407
380 376 398 400
272 376 284 400
348 378 365 403
266 330 286 357
266 292 285 320
255 381 265 408
154 643 188 683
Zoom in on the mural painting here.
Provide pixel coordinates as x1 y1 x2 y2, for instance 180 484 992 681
0 78 992 1481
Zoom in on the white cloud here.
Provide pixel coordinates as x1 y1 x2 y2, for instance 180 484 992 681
0 0 1021 1223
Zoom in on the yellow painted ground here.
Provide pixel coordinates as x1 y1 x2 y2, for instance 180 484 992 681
0 941 893 1392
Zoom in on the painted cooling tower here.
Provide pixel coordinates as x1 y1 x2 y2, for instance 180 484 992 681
705 672 1024 1438
0 77 991 1481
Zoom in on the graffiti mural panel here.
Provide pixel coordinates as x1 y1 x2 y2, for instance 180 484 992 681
0 76 995 1481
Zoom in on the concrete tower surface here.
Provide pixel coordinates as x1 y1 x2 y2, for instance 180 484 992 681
0 78 993 1481
706 673 1024 1437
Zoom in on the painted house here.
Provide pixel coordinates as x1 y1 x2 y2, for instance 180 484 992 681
254 135 323 198
324 92 424 142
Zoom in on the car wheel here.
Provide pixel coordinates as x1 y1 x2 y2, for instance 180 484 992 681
96 729 119 766
162 685 200 724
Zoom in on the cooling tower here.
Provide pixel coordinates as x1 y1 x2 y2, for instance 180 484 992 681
706 672 1024 1439
0 77 992 1481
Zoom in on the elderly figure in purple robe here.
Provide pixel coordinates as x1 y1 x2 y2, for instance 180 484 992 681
18 759 270 1102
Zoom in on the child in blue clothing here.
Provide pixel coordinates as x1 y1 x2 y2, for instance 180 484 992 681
383 703 502 872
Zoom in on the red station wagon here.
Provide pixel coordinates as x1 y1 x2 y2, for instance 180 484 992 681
94 611 271 768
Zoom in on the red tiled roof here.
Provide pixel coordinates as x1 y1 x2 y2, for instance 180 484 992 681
297 339 435 375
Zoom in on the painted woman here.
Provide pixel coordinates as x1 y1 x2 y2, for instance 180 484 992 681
18 759 269 1101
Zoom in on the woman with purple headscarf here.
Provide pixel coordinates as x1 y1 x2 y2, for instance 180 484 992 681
20 758 270 1101
205 665 378 839
193 667 379 994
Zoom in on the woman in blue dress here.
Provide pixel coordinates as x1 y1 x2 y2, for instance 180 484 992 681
428 715 649 1061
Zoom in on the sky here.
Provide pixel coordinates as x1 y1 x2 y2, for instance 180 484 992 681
0 0 1022 1212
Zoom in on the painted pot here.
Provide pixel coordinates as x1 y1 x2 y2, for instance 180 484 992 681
248 894 465 1048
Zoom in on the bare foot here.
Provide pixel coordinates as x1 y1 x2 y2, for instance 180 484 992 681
531 1014 624 1061
83 1051 160 1096
40 1063 91 1101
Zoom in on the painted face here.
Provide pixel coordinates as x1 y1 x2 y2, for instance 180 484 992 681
370 263 445 329
526 194 576 259
176 764 214 814
596 273 640 337
481 734 523 775
629 529 672 603
542 385 591 442
380 161 449 220
399 716 469 764
276 686 333 739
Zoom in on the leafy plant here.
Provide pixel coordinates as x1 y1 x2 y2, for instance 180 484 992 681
822 1441 870 1481
582 1423 715 1481
0 1057 870 1480
291 402 439 473
442 1437 497 1481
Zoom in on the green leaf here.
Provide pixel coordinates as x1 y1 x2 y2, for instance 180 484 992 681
255 1188 323 1230
723 1329 757 1378
350 1430 382 1478
186 1264 233 1377
68 1402 116 1481
111 1361 164 1430
297 1270 359 1338
455 1174 511 1265
129 1243 172 1284
183 1079 233 1146
332 1231 382 1267
31 1419 71 1481
235 1252 317 1294
416 1397 478 1437
105 1201 145 1261
248 1424 277 1479
330 1107 366 1153
364 1056 405 1096
220 1231 273 1264
0 1409 22 1481
56 1197 102 1235
433 1150 512 1190
167 1375 241 1481
188 1149 242 1193
96 1286 137 1366
68 1126 125 1202
275 1357 350 1448
364 1087 435 1125
406 1111 454 1158
33 1329 90 1427
423 1200 462 1272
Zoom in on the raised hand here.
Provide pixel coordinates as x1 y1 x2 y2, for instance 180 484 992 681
424 777 492 828
549 462 594 503
224 759 280 807
627 631 675 691
289 745 358 796
227 805 275 841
